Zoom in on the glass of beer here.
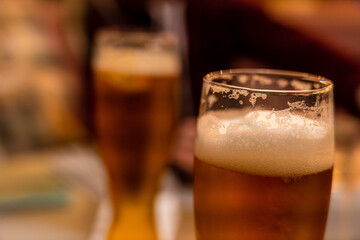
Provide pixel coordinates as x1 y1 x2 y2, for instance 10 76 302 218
92 29 181 240
194 69 334 240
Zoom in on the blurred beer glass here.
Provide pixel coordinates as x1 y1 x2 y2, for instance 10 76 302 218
92 28 181 240
194 69 334 240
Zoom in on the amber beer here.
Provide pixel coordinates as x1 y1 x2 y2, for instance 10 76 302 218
194 69 334 240
195 160 332 240
194 111 334 240
93 31 180 240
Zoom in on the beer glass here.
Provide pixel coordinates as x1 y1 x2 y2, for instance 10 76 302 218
92 29 180 240
194 69 334 240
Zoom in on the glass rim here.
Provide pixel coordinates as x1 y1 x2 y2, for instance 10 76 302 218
203 69 334 95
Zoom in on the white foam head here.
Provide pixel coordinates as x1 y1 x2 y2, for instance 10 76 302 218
93 45 181 77
195 110 334 177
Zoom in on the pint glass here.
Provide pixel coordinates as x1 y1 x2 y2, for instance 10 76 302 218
92 29 180 240
194 69 334 240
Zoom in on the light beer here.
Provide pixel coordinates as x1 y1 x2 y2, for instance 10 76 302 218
93 32 180 240
194 110 334 240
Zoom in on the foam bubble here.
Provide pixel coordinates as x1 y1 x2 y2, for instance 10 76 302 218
93 47 181 76
195 110 334 177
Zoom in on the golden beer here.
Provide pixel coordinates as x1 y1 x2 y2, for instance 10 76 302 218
93 30 180 240
95 72 179 197
194 70 334 240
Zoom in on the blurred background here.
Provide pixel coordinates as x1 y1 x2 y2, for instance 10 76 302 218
0 0 359 239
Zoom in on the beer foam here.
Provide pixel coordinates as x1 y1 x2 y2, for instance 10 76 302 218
195 110 334 177
93 47 181 76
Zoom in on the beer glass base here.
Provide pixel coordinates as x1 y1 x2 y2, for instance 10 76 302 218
107 200 157 240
